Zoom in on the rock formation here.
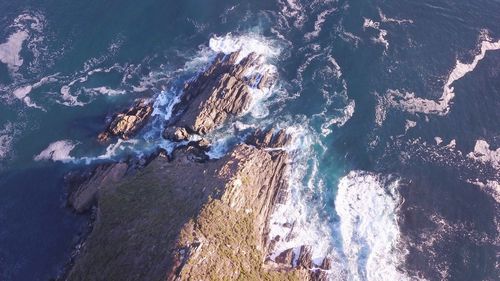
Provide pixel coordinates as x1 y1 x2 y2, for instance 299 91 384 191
66 51 329 280
98 99 153 142
164 51 276 139
67 129 319 281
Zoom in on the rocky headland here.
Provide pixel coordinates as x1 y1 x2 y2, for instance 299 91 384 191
64 51 331 280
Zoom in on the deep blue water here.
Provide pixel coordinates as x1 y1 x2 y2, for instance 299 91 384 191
1 0 499 280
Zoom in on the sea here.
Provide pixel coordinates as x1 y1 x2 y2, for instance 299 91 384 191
0 0 499 280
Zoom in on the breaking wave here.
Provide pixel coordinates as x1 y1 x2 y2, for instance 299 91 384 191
336 171 409 281
268 124 336 263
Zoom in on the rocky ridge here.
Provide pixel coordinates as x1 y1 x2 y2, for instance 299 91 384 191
65 51 330 280
98 99 153 142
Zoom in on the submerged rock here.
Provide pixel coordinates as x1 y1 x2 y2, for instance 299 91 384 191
98 99 153 142
66 162 128 213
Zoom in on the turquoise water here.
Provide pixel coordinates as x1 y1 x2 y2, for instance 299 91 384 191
1 0 499 280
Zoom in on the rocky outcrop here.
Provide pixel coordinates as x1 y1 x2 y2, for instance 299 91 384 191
167 130 293 280
66 50 327 280
162 126 190 142
98 99 153 142
171 51 276 136
247 127 291 148
66 129 317 281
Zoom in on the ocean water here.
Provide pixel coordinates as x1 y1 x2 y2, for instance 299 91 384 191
0 0 499 280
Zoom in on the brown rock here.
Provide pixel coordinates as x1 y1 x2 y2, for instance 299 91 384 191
163 127 190 142
320 256 333 270
247 128 291 148
68 130 303 281
98 99 152 142
174 51 276 135
275 248 295 266
297 245 313 269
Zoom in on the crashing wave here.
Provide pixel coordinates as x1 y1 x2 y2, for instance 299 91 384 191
336 171 409 281
268 124 336 263
467 140 500 170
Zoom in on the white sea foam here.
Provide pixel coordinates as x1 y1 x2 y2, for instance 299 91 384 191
268 125 336 264
468 180 500 203
277 0 307 28
304 8 336 40
386 37 500 115
336 19 363 48
59 85 86 106
321 99 355 136
363 18 389 51
0 30 29 72
205 136 233 159
85 86 126 96
208 33 281 119
208 33 280 63
404 119 417 132
336 171 409 281
467 140 500 170
378 8 413 25
0 12 46 74
12 73 59 109
34 140 77 162
0 123 16 160
57 63 125 106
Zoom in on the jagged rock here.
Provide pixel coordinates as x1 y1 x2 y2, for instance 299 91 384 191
66 163 128 213
275 248 295 266
320 256 333 270
247 128 291 148
194 138 210 149
157 148 169 159
310 256 335 281
174 51 276 135
297 245 313 269
163 126 190 142
98 99 152 142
